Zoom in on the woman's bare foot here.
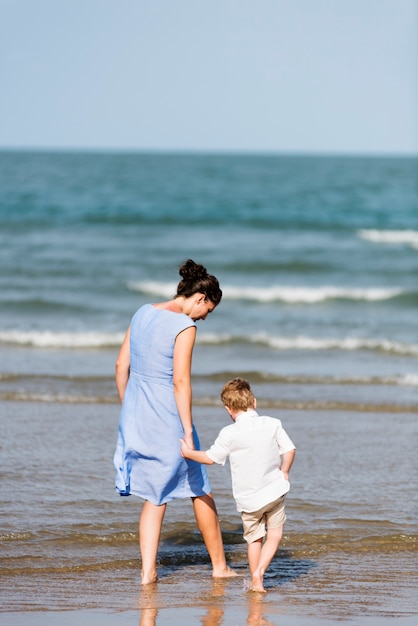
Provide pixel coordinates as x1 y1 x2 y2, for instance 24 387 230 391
141 571 158 585
212 565 238 578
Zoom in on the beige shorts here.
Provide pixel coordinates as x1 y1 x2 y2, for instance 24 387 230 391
241 495 287 544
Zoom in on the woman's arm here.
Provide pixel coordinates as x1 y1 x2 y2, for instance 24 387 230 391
115 326 131 403
173 325 196 449
180 438 215 464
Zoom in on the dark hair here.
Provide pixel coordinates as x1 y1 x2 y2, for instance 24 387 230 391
175 259 222 306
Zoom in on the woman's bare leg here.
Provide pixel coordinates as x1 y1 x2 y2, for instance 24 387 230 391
192 494 237 578
139 500 167 584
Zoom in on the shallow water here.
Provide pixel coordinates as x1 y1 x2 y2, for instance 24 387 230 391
1 398 417 620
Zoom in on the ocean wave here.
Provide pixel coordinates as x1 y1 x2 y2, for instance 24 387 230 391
358 229 418 249
0 330 124 348
399 373 418 386
127 280 403 303
198 332 418 356
196 371 418 387
0 392 117 403
2 392 416 411
2 371 418 393
1 329 418 357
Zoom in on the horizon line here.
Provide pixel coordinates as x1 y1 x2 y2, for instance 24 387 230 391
0 145 417 159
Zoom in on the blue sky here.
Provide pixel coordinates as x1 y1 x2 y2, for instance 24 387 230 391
1 0 417 154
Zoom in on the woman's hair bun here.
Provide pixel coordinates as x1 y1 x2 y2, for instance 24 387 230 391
176 259 222 305
179 259 208 281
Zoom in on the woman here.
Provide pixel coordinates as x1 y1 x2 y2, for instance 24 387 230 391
113 259 235 584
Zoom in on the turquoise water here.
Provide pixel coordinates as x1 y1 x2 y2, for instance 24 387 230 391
0 150 417 408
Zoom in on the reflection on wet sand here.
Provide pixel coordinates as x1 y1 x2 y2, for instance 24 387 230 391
138 577 278 626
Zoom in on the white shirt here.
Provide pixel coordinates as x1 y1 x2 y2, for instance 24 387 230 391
206 409 295 512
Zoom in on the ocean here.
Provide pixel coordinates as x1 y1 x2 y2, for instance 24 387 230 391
0 150 417 623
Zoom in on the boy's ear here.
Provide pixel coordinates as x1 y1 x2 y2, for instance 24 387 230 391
253 398 257 409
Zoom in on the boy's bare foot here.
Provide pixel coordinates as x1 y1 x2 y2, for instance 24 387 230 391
212 565 238 578
250 575 266 593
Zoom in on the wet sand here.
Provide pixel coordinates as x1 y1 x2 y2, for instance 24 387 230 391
1 608 417 626
2 401 417 625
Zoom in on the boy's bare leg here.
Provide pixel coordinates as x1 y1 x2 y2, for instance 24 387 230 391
139 500 167 584
192 493 237 578
247 537 263 589
248 526 283 592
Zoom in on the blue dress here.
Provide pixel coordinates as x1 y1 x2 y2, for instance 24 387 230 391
113 304 212 505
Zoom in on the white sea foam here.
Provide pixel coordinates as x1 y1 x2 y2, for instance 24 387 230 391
397 373 418 386
198 332 418 356
268 335 418 356
221 285 402 303
2 329 417 357
128 281 402 303
0 330 124 348
255 334 418 355
358 229 418 249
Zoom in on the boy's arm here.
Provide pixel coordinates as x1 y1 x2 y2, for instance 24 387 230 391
180 439 215 465
280 449 295 481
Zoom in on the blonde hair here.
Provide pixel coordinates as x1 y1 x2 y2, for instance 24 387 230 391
220 378 255 411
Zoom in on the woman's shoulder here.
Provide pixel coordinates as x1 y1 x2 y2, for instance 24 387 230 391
132 303 195 330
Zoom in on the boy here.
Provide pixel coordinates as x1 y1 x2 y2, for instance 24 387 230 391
180 377 295 592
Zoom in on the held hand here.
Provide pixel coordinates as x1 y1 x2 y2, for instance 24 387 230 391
182 431 195 450
179 438 191 458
